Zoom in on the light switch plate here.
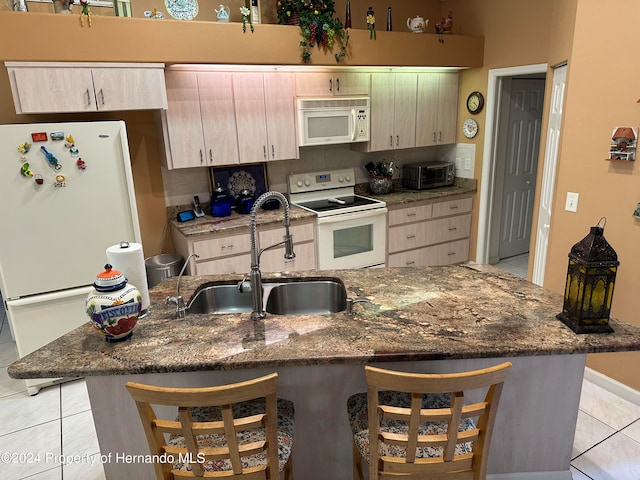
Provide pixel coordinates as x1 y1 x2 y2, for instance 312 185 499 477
565 192 579 212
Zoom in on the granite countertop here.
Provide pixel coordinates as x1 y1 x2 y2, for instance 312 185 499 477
172 179 477 237
9 264 640 379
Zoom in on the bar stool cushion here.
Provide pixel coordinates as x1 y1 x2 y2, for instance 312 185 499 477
347 391 475 460
168 398 295 473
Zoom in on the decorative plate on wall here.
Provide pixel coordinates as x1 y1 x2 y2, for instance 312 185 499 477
164 0 198 20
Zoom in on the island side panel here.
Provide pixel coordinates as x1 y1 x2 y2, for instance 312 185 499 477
86 354 585 479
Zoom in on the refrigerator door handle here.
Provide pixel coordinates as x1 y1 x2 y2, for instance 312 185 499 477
6 286 93 306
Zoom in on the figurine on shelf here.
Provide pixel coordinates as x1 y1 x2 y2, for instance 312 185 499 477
52 0 73 14
366 6 376 40
240 5 254 33
435 11 453 42
79 0 92 27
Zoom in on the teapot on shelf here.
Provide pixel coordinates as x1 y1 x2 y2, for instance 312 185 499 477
215 4 230 22
407 15 427 33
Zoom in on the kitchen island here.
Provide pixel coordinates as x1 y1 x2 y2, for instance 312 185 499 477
9 265 640 479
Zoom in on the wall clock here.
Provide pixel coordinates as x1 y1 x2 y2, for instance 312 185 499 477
462 118 479 139
466 91 485 114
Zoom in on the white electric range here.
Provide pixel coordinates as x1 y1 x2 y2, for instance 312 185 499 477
288 168 387 269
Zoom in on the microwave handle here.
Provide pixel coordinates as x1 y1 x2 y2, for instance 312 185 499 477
351 109 357 141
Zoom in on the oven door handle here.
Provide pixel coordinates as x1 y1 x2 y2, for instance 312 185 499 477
316 207 388 224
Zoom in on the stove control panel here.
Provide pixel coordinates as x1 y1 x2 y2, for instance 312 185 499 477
288 168 355 194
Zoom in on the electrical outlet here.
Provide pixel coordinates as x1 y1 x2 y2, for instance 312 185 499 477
455 157 463 169
565 192 579 212
464 158 472 170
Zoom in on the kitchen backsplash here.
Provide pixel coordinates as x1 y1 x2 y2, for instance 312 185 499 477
161 143 459 208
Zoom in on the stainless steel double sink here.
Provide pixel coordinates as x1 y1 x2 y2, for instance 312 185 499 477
186 278 348 316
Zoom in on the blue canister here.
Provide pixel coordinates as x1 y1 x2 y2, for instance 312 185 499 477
211 183 231 217
236 189 254 215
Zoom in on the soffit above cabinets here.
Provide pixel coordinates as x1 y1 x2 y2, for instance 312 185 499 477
0 13 483 68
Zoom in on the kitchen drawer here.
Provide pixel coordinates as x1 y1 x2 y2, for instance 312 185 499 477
195 253 252 275
431 196 473 218
388 239 470 267
193 232 252 259
388 204 432 226
261 241 316 273
259 222 315 246
388 214 471 253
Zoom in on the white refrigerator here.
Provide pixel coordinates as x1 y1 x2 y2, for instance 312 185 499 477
0 121 141 394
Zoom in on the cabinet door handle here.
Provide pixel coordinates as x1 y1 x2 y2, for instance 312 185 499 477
85 89 91 107
329 78 333 92
336 78 340 92
439 131 442 142
433 132 437 143
263 145 267 159
396 135 399 147
271 145 275 159
99 89 105 106
200 149 204 164
209 149 213 164
389 136 393 147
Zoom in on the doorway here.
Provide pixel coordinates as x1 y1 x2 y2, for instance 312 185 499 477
476 64 549 278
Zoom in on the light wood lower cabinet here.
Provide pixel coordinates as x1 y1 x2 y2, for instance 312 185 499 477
387 195 473 267
171 220 316 275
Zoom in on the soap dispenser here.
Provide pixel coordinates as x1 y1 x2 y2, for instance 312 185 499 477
210 183 232 217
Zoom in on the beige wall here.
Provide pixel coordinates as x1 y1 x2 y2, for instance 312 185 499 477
544 0 640 389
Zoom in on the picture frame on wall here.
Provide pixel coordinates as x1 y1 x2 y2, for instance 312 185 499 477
209 163 269 202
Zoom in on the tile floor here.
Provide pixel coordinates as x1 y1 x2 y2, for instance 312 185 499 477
3 262 640 479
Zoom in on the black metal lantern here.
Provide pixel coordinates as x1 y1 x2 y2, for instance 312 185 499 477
557 218 619 333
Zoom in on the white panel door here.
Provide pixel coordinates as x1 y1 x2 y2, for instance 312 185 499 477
532 65 566 286
499 79 545 259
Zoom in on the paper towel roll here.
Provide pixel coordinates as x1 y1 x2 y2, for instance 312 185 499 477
106 241 150 312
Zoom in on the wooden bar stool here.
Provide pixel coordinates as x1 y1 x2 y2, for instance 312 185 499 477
126 373 294 479
347 362 512 480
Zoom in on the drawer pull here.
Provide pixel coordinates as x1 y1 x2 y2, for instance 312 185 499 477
221 244 234 250
448 227 457 232
448 252 456 256
405 261 415 266
406 213 417 217
450 205 459 210
406 235 416 239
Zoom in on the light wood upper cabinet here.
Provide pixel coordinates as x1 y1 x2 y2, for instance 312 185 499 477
6 62 167 114
295 72 370 96
416 72 459 146
162 70 239 169
233 72 298 163
366 72 417 152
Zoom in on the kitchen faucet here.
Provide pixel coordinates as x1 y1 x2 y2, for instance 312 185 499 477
244 191 295 319
166 253 199 318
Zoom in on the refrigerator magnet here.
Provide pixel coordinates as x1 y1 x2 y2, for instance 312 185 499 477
70 146 79 157
76 158 86 170
64 135 75 148
54 174 66 187
50 132 64 141
20 163 33 177
31 132 47 142
34 174 44 185
17 141 31 154
40 146 62 170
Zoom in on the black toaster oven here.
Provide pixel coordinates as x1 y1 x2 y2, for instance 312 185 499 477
402 161 456 190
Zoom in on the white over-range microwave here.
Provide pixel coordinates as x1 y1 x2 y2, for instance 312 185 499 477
297 97 370 147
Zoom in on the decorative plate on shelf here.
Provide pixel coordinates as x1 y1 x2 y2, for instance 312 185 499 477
164 0 199 20
211 164 268 203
